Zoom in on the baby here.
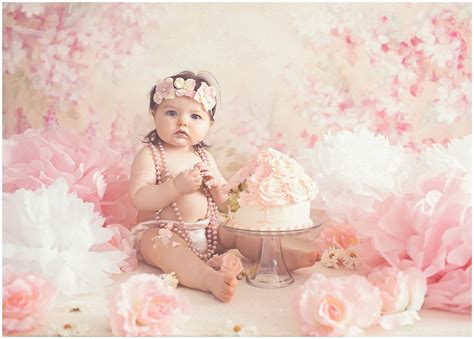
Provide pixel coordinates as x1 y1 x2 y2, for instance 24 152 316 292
129 70 319 302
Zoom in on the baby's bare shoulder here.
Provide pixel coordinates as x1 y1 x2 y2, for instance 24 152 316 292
132 144 158 169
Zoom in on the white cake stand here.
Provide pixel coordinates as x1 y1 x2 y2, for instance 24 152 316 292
222 223 323 288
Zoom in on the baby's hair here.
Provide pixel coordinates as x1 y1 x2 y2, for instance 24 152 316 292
143 70 220 150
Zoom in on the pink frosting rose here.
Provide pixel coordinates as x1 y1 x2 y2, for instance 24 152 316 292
367 266 427 330
228 148 317 207
258 149 296 178
2 267 56 334
256 149 317 203
293 273 382 336
109 273 191 336
258 177 289 205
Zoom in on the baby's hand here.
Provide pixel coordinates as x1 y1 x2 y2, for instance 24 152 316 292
194 162 217 189
173 168 203 194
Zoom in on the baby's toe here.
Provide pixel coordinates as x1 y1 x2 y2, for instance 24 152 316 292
224 274 238 287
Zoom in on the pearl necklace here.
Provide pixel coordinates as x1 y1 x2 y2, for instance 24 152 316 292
149 141 219 261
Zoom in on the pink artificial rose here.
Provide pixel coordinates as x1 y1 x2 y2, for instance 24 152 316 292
2 267 56 334
220 252 244 277
293 273 382 336
367 266 427 330
91 224 138 272
207 252 244 277
109 273 191 336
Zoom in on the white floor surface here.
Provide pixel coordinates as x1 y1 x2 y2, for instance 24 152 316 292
16 260 472 337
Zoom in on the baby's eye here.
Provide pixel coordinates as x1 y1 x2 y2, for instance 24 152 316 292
191 114 202 120
166 110 177 117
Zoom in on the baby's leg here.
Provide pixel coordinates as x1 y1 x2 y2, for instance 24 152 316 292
139 227 237 302
280 237 321 271
218 227 319 272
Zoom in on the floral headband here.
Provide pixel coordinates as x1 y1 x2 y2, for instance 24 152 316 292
153 77 217 112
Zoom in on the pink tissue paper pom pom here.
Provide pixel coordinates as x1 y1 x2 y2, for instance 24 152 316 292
109 273 191 336
423 265 472 314
293 273 382 336
90 224 138 272
367 266 427 329
354 169 471 313
2 266 56 335
3 127 136 228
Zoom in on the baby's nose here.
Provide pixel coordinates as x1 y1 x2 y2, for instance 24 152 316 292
177 116 189 126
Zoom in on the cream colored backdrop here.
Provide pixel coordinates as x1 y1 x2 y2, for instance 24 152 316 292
3 3 471 178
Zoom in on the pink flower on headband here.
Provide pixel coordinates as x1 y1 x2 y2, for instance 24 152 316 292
174 77 196 97
194 82 217 112
153 78 175 104
153 77 217 111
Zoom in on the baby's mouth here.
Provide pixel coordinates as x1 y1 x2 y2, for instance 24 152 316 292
174 130 189 138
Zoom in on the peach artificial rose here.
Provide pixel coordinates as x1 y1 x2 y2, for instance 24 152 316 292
315 223 358 250
220 252 244 277
367 266 427 330
109 273 190 336
2 267 56 334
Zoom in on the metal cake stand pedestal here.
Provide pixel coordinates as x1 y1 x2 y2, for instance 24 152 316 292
222 223 322 288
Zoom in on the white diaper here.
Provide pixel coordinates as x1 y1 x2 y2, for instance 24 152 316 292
131 218 210 255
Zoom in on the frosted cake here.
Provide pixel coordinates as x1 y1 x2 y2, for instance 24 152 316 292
225 148 317 231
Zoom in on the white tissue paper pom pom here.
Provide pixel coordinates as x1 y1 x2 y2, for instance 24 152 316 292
414 135 471 197
312 129 411 223
417 135 471 176
3 179 127 296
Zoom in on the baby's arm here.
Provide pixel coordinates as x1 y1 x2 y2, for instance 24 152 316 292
195 151 229 208
129 146 202 211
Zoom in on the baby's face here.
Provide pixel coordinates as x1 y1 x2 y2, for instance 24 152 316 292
154 96 213 149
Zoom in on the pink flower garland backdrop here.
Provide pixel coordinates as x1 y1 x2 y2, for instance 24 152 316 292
2 2 471 335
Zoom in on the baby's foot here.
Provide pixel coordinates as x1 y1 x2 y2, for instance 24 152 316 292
204 271 237 303
284 248 320 272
